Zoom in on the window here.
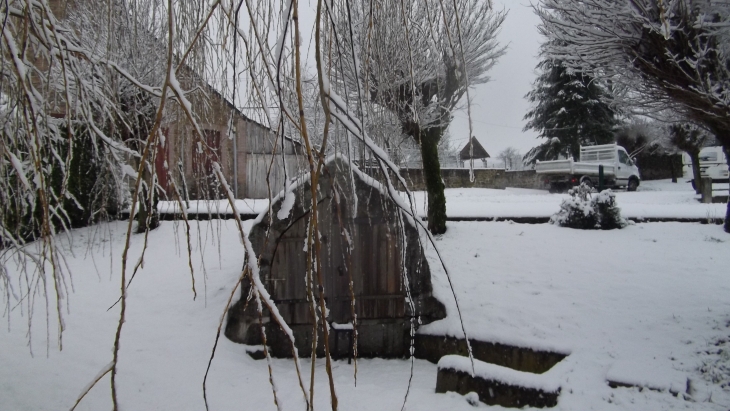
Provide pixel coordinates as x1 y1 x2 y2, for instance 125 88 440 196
700 153 718 162
618 150 630 165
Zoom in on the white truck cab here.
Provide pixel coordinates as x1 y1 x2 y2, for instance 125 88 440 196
698 146 729 181
684 146 730 188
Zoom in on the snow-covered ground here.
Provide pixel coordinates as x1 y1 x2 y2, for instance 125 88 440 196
409 179 728 219
1 182 729 410
159 179 727 220
425 221 730 410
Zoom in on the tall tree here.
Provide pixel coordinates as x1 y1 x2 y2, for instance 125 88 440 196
537 0 730 232
523 59 616 164
339 0 506 234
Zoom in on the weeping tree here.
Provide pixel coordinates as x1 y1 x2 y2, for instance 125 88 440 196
337 0 506 234
537 0 730 232
2 0 481 409
1 1 250 408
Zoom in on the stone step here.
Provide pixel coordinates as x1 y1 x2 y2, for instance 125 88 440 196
436 355 561 408
414 334 568 374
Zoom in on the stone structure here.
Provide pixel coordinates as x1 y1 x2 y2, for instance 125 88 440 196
225 157 446 358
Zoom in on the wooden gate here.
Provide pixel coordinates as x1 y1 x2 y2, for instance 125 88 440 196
268 200 404 327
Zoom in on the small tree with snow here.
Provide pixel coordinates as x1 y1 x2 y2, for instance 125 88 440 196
551 183 628 230
593 190 628 230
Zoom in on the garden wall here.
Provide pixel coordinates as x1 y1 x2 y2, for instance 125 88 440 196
397 168 544 191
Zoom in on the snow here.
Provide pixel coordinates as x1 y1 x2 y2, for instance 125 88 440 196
421 220 730 409
331 322 354 331
276 191 296 220
2 180 730 410
407 179 727 220
7 152 31 190
438 355 562 393
152 179 727 222
155 198 269 215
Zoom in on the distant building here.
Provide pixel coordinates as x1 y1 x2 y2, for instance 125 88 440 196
459 137 490 161
458 137 490 168
44 0 301 200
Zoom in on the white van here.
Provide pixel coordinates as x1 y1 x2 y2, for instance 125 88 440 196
685 146 729 186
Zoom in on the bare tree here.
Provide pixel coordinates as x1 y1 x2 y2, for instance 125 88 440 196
336 0 506 234
668 123 711 194
537 0 730 232
498 146 522 170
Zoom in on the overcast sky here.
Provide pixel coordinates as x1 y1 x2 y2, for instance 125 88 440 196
447 0 543 158
295 0 543 159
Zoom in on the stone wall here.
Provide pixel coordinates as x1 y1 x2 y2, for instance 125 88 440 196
502 170 546 189
397 168 544 191
225 157 446 358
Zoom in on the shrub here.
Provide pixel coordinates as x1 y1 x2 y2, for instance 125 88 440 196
551 183 628 230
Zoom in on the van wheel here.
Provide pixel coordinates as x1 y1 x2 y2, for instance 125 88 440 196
627 178 639 192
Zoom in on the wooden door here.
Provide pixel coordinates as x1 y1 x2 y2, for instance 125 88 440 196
269 218 311 325
351 216 404 320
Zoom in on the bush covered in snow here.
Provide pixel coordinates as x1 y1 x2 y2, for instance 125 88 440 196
551 183 628 230
699 335 730 392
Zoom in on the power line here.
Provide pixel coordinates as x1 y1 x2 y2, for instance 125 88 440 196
452 114 524 130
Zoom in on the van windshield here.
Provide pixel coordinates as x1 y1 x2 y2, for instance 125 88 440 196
700 152 718 162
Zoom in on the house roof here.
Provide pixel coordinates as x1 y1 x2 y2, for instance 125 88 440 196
459 137 490 160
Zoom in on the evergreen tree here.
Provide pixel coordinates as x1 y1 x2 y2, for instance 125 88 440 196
523 60 616 164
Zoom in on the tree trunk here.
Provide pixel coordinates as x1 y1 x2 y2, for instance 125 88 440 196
689 150 703 194
724 145 730 234
420 127 447 235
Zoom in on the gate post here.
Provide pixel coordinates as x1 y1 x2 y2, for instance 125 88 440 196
701 177 713 203
598 165 604 192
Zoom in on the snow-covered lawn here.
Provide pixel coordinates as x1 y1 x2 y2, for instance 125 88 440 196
1 184 729 410
426 221 730 410
163 179 728 220
409 179 728 219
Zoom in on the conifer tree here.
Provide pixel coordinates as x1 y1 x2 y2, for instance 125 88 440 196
523 60 616 164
